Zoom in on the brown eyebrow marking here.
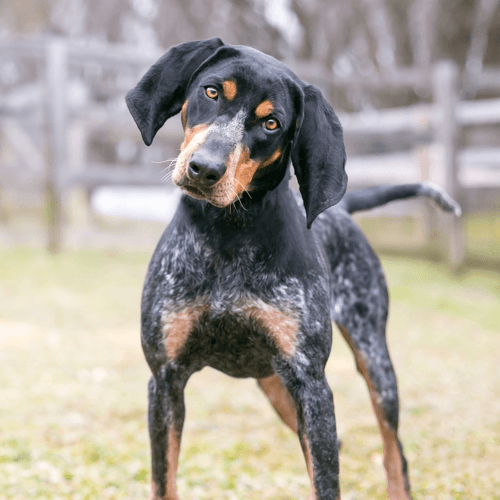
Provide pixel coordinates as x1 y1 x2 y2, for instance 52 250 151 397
255 100 274 118
222 80 237 101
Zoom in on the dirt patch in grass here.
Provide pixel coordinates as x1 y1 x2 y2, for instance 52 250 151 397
0 248 498 499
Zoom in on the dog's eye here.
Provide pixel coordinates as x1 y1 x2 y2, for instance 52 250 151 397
264 118 279 131
205 87 218 99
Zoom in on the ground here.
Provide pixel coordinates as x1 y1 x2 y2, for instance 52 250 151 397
0 248 499 499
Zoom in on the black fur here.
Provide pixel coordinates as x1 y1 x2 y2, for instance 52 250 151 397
291 84 347 228
126 38 224 146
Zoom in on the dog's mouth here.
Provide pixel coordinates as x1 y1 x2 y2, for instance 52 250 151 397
178 182 217 204
180 183 207 199
177 180 237 208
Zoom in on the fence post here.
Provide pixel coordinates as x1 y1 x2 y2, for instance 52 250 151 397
432 60 465 269
45 39 68 253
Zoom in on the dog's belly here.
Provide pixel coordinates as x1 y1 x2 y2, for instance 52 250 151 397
163 304 299 378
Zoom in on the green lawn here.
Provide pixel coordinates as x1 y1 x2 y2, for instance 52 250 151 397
0 248 498 499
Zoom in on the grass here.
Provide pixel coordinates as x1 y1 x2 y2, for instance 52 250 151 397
355 211 500 266
0 248 499 499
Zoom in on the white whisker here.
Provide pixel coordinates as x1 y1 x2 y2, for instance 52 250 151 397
157 158 178 181
152 157 178 164
161 171 174 183
159 166 175 174
230 187 246 211
234 178 252 199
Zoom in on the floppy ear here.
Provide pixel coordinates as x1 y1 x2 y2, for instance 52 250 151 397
125 38 224 146
291 84 347 228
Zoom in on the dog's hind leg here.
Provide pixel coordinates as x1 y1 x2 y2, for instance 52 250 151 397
148 367 188 500
334 265 412 500
318 210 412 499
338 322 411 500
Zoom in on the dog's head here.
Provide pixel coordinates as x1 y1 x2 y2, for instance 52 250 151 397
126 38 347 228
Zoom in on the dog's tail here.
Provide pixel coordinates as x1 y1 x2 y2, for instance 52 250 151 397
339 182 462 216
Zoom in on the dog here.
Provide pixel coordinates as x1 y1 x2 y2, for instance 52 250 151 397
125 38 460 500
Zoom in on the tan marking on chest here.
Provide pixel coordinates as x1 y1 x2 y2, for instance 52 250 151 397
247 307 298 356
255 100 274 118
163 307 203 360
222 80 237 101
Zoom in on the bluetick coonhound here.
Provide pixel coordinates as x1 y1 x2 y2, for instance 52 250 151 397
125 38 460 500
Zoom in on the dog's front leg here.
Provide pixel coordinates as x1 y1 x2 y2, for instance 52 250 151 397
147 367 187 500
275 359 341 500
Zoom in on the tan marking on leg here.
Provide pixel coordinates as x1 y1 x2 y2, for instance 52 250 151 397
339 327 410 500
247 307 298 356
255 100 274 118
150 479 161 500
258 375 298 433
301 436 317 500
181 99 188 129
166 427 181 500
163 307 202 360
222 80 237 101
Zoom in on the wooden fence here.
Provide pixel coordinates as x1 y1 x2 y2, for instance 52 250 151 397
333 62 500 268
1 38 499 266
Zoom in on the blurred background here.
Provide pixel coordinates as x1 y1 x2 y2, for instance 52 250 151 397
1 2 499 499
0 0 499 265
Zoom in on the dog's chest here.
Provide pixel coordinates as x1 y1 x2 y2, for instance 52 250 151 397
155 231 306 377
161 300 297 377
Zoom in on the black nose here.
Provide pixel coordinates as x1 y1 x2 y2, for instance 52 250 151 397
188 151 226 187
